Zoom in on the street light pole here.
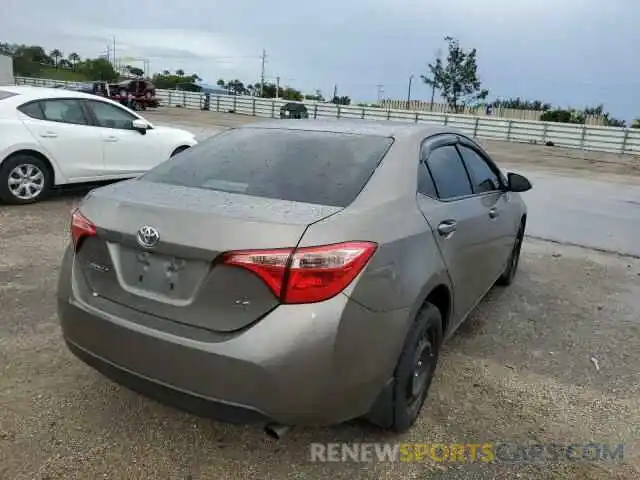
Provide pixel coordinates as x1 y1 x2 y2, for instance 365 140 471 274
406 74 414 110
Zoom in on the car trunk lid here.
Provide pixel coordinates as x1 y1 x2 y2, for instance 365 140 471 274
74 180 341 332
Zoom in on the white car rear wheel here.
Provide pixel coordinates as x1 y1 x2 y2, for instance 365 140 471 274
0 154 53 205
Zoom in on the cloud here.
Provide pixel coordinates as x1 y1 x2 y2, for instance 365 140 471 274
2 0 639 120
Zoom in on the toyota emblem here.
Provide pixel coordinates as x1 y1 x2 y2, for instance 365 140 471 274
137 225 160 248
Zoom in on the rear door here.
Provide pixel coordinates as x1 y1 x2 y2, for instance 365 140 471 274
415 135 496 326
18 98 104 180
82 99 161 176
456 139 514 280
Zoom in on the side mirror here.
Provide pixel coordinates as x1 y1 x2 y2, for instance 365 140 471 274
506 172 532 192
131 118 150 134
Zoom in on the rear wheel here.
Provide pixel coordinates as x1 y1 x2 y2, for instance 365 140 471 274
378 303 443 433
0 154 53 204
497 219 526 286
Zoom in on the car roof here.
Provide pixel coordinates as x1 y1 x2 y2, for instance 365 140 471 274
241 118 457 138
0 85 101 102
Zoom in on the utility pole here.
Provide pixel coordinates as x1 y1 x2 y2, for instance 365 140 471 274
276 76 280 99
332 84 338 101
376 84 384 106
112 36 117 69
406 74 414 110
260 49 266 97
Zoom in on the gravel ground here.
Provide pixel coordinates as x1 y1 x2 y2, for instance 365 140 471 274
1 111 639 479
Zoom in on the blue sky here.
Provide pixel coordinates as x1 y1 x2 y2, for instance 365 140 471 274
2 0 638 120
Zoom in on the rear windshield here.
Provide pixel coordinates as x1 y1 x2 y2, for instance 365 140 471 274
0 90 18 100
141 128 393 207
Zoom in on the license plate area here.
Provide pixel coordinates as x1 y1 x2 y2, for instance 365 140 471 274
117 246 209 301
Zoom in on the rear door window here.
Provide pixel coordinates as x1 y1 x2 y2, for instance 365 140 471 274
18 101 45 119
40 99 89 125
426 145 473 199
142 128 393 207
0 90 18 100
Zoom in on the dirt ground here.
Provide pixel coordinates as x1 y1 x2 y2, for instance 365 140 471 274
1 111 639 479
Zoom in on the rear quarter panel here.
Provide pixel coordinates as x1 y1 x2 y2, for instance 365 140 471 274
299 195 451 396
299 195 450 314
0 112 68 184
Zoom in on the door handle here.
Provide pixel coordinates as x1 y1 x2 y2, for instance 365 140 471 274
39 132 58 138
104 136 118 142
437 220 457 236
489 208 499 219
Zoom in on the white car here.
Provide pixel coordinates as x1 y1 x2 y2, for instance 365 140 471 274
0 86 198 204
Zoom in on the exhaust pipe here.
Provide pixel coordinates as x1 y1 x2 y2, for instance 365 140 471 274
264 423 291 440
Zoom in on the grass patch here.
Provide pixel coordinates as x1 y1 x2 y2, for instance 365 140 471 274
37 67 90 82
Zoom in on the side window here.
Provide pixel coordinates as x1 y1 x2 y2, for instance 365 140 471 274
458 145 501 193
87 101 136 129
426 146 473 199
23 99 88 125
18 101 45 120
417 162 437 197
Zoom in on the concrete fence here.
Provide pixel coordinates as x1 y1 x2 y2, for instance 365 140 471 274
380 99 605 125
12 76 640 157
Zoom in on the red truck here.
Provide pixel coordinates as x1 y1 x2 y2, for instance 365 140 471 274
60 79 159 110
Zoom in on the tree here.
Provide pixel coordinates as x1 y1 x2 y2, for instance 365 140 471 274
632 119 640 129
127 65 144 77
539 104 626 127
281 87 303 101
331 95 351 105
422 36 488 113
305 90 325 102
227 79 246 95
78 58 118 81
540 109 583 124
50 49 63 69
68 52 80 70
163 70 171 75
175 69 185 76
492 97 551 111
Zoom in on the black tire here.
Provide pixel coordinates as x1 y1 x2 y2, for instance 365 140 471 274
496 219 526 286
384 303 443 433
0 154 53 205
170 146 190 157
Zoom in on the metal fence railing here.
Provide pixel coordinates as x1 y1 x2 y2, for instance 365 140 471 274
12 76 640 157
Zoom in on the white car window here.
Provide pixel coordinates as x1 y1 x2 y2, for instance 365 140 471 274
88 101 137 130
39 100 88 125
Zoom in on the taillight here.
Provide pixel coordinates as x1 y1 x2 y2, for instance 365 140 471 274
222 241 377 304
70 208 96 248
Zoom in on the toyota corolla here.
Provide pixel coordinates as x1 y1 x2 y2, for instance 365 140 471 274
57 120 532 436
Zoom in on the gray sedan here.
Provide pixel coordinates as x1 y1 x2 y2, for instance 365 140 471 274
57 120 531 437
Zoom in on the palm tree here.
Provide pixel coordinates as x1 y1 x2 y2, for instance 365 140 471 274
68 52 80 70
162 70 170 75
176 69 185 76
50 49 62 69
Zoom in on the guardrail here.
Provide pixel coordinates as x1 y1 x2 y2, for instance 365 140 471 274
12 76 640 157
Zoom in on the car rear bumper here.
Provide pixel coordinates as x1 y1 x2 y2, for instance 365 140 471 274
64 335 269 423
57 249 412 426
